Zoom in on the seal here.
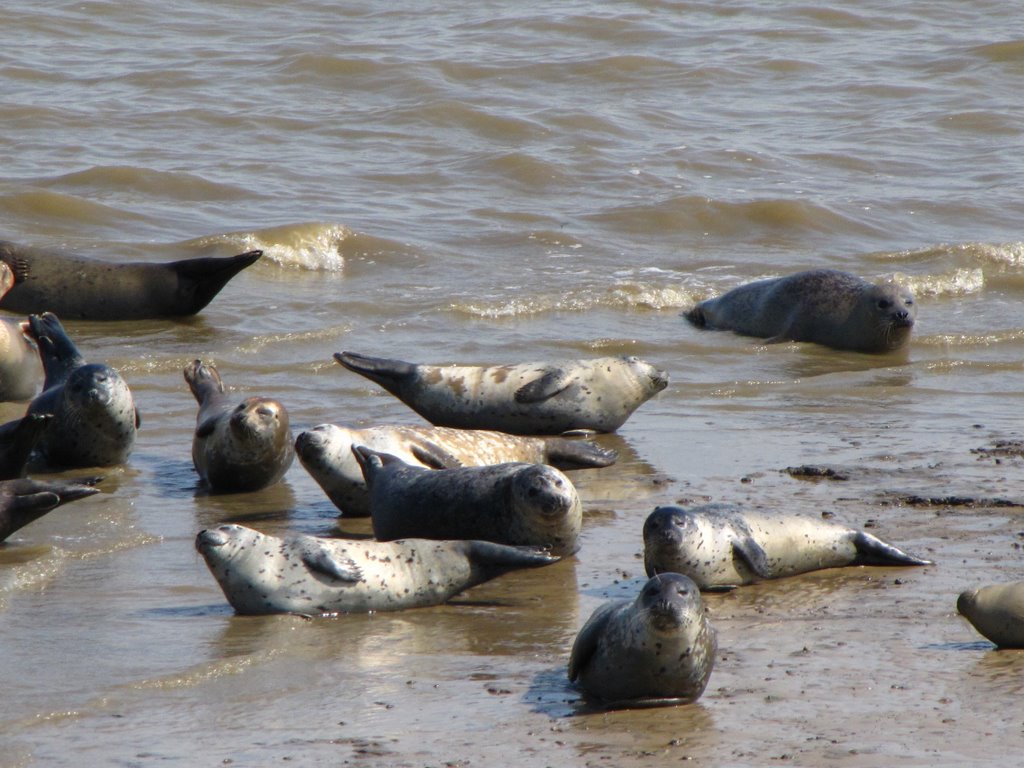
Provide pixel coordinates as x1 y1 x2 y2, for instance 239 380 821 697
684 269 916 353
0 315 42 403
334 351 668 435
0 240 262 320
183 360 294 493
568 572 716 708
0 413 52 479
295 422 616 517
24 312 139 468
643 504 932 589
0 476 101 542
195 522 561 615
957 582 1024 648
352 446 582 555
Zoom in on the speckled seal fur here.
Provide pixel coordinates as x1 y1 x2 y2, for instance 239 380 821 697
643 504 932 589
334 351 668 435
0 477 101 542
195 523 560 615
568 573 717 708
295 422 615 517
957 582 1024 648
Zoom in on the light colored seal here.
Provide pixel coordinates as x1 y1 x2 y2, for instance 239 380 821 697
183 360 294 493
0 477 101 542
24 313 139 468
568 572 717 708
957 582 1024 648
685 269 916 353
643 504 932 589
0 240 262 320
353 446 582 555
334 351 669 435
0 261 42 402
295 422 616 517
195 523 560 615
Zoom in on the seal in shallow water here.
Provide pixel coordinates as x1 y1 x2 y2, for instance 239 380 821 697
568 572 717 708
957 582 1024 648
0 477 101 542
0 240 262 320
643 504 932 589
684 269 916 353
183 360 294 493
195 523 560 615
334 351 668 435
295 422 615 517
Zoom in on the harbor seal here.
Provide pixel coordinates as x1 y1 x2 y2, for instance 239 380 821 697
957 582 1024 648
643 504 932 589
0 413 52 479
334 351 668 435
352 446 582 555
24 312 139 468
0 476 101 542
183 360 294 493
684 269 916 353
295 422 616 517
0 316 42 402
0 241 262 320
195 523 560 615
568 573 716 708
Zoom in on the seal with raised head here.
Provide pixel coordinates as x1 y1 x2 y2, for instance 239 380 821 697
568 572 717 708
957 582 1024 648
643 504 932 589
334 351 668 435
0 240 262 320
295 422 616 517
685 269 916 353
183 360 294 493
196 523 560 615
0 476 101 542
353 446 582 555
24 313 139 468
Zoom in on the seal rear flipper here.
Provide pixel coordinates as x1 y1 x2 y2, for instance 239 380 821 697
731 536 772 579
333 351 418 388
409 441 464 469
567 601 619 682
170 250 262 315
0 491 62 541
26 313 86 386
350 444 408 484
683 304 709 328
300 540 363 583
464 540 560 568
514 369 572 404
183 359 226 403
852 531 933 567
543 437 618 469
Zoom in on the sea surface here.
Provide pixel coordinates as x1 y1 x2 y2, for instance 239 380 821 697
1 2 1023 766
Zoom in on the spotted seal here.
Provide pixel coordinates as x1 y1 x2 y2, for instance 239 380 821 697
0 477 101 542
295 422 616 517
568 573 716 708
957 582 1024 648
183 360 294 493
352 446 582 554
643 504 932 589
685 269 916 353
334 351 668 435
195 523 560 615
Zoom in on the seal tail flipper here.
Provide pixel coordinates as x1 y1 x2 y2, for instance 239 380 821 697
183 359 226 403
683 304 709 328
333 351 418 389
25 312 86 387
853 531 933 566
350 444 408 484
170 250 262 315
543 437 618 469
464 540 560 569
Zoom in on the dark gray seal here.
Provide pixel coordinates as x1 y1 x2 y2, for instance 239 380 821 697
0 413 52 479
295 422 615 517
334 351 668 435
353 446 582 555
0 477 101 542
643 504 933 589
957 582 1024 648
568 573 716 708
24 313 139 468
0 241 261 320
183 360 294 493
685 269 916 352
195 523 560 615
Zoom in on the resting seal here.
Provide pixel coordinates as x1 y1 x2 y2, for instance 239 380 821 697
685 269 916 353
24 313 139 468
568 573 716 708
295 422 616 517
183 360 294 493
353 446 582 555
334 351 668 435
643 504 932 589
957 582 1024 648
196 523 560 615
0 241 261 320
0 477 101 542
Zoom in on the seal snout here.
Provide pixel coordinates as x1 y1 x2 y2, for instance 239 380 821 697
196 526 232 551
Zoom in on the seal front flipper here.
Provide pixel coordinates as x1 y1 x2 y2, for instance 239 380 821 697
409 440 464 469
731 536 772 579
299 539 363 583
333 352 417 388
514 369 572 404
568 601 619 682
543 437 617 469
852 531 933 567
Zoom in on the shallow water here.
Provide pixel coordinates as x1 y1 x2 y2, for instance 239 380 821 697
1 1 1023 765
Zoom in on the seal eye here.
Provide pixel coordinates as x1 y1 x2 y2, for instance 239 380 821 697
876 299 892 310
904 297 914 306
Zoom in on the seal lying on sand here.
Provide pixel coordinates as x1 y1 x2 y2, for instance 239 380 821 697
295 422 615 517
0 413 52 479
24 313 140 468
643 504 932 589
196 523 560 615
0 241 262 320
353 446 582 555
334 351 668 435
684 269 916 353
183 360 294 493
957 582 1024 648
0 477 101 542
568 573 716 708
